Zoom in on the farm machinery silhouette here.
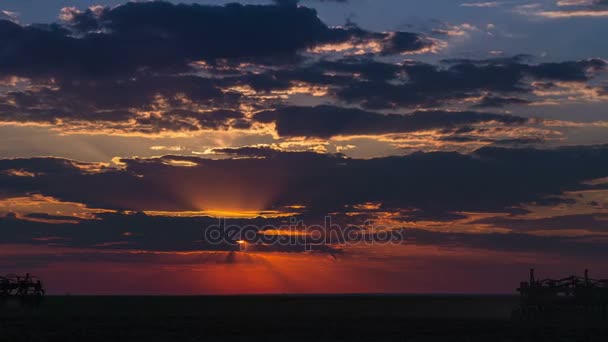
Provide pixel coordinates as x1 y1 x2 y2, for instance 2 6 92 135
0 273 45 307
516 269 608 318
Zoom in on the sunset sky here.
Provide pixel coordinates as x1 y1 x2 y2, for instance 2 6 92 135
2 0 608 294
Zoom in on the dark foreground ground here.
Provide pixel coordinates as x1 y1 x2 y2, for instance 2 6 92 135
1 295 607 341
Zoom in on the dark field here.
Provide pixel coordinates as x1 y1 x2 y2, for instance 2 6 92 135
1 295 607 341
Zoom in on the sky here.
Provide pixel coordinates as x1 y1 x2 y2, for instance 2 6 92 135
1 0 608 294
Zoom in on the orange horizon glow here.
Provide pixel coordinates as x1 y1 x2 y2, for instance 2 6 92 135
6 245 608 295
143 209 298 219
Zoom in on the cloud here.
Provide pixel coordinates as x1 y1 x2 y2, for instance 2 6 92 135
219 58 403 94
472 95 531 108
0 75 250 134
210 145 293 158
0 55 603 134
439 135 544 146
526 0 608 18
213 56 606 111
0 3 335 78
379 31 437 55
336 57 606 109
254 105 529 138
273 0 348 5
0 10 19 23
0 211 339 254
460 2 504 8
0 2 434 81
1 210 608 258
3 145 608 216
0 3 445 136
536 9 608 17
314 58 403 81
3 145 608 258
473 213 608 233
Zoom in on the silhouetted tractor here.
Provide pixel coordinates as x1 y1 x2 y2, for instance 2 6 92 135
0 273 45 307
515 269 608 320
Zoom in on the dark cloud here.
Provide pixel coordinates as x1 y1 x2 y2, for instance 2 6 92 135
3 145 608 258
493 137 545 145
218 59 364 93
0 3 321 78
441 57 605 82
137 109 250 133
0 211 346 256
337 58 606 109
273 0 300 5
254 105 528 138
1 212 607 259
0 2 602 141
472 95 531 108
221 73 295 93
473 213 608 233
2 145 608 216
23 213 82 222
0 3 440 134
389 228 608 258
211 146 299 158
4 76 227 112
311 58 403 81
0 20 87 79
273 0 348 5
0 75 249 133
61 6 107 33
0 2 429 80
439 135 544 146
380 32 432 55
280 58 404 85
214 57 604 110
396 210 468 222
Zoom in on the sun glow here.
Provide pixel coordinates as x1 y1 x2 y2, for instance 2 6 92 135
143 209 297 219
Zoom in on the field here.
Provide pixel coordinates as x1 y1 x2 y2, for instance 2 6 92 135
1 295 607 341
